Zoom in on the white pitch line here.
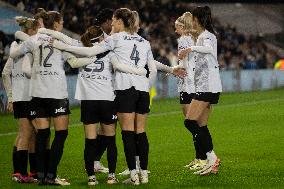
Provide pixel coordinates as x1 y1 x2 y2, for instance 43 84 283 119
0 97 283 137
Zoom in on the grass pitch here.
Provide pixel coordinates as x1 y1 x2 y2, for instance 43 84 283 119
0 89 284 189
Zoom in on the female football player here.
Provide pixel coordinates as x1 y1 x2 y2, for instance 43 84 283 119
179 6 222 176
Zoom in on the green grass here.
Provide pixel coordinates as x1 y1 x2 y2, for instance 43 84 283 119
1 88 284 188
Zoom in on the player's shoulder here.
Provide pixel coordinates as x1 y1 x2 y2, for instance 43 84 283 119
202 30 216 41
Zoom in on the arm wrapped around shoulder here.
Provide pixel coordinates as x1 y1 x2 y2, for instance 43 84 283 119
67 56 97 68
110 56 147 76
15 31 29 41
38 28 80 46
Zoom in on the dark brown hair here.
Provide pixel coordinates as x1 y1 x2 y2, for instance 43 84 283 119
192 6 216 35
41 11 62 30
80 26 104 47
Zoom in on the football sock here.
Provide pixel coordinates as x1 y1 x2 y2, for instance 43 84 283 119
200 126 213 152
135 132 149 170
106 136 117 174
17 150 28 176
12 146 19 174
47 130 68 179
36 128 50 179
184 119 206 160
29 153 37 173
121 131 136 170
84 138 98 176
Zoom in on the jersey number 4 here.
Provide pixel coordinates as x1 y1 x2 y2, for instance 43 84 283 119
130 44 140 65
39 44 54 67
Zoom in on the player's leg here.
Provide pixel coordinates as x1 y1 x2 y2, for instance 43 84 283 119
100 100 118 184
84 123 100 186
44 99 70 185
116 87 139 185
134 113 149 184
191 93 221 175
93 127 109 173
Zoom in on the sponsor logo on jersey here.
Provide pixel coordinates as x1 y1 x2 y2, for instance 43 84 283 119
55 107 66 114
36 70 59 76
12 73 26 79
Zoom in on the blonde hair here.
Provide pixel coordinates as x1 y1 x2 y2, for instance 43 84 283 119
182 12 193 35
15 16 38 33
130 11 140 33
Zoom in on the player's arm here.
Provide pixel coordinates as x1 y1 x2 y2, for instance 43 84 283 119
179 37 214 60
110 55 147 76
10 39 37 59
22 53 33 78
38 28 80 46
64 52 97 68
154 60 187 78
2 58 13 103
15 31 29 41
154 60 173 73
146 48 157 87
52 35 115 57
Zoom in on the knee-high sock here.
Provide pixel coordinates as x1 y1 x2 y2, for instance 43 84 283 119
47 130 68 179
200 125 213 152
106 136 117 174
36 128 50 179
121 131 136 170
84 138 98 176
17 150 28 176
135 132 149 170
29 153 37 173
184 119 212 159
94 134 107 161
184 120 207 159
12 146 19 174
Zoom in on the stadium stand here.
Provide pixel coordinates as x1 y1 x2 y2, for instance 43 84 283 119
0 0 283 74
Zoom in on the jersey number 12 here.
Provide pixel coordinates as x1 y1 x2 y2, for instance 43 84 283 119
39 44 53 67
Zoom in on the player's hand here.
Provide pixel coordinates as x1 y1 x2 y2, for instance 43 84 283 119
178 48 192 60
7 102 13 113
173 67 187 78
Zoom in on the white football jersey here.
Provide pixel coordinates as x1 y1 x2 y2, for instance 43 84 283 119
194 30 222 93
6 52 31 102
177 35 195 94
75 52 115 101
21 33 75 99
102 32 154 92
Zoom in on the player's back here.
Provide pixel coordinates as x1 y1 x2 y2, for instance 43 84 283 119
111 32 152 92
29 33 69 99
